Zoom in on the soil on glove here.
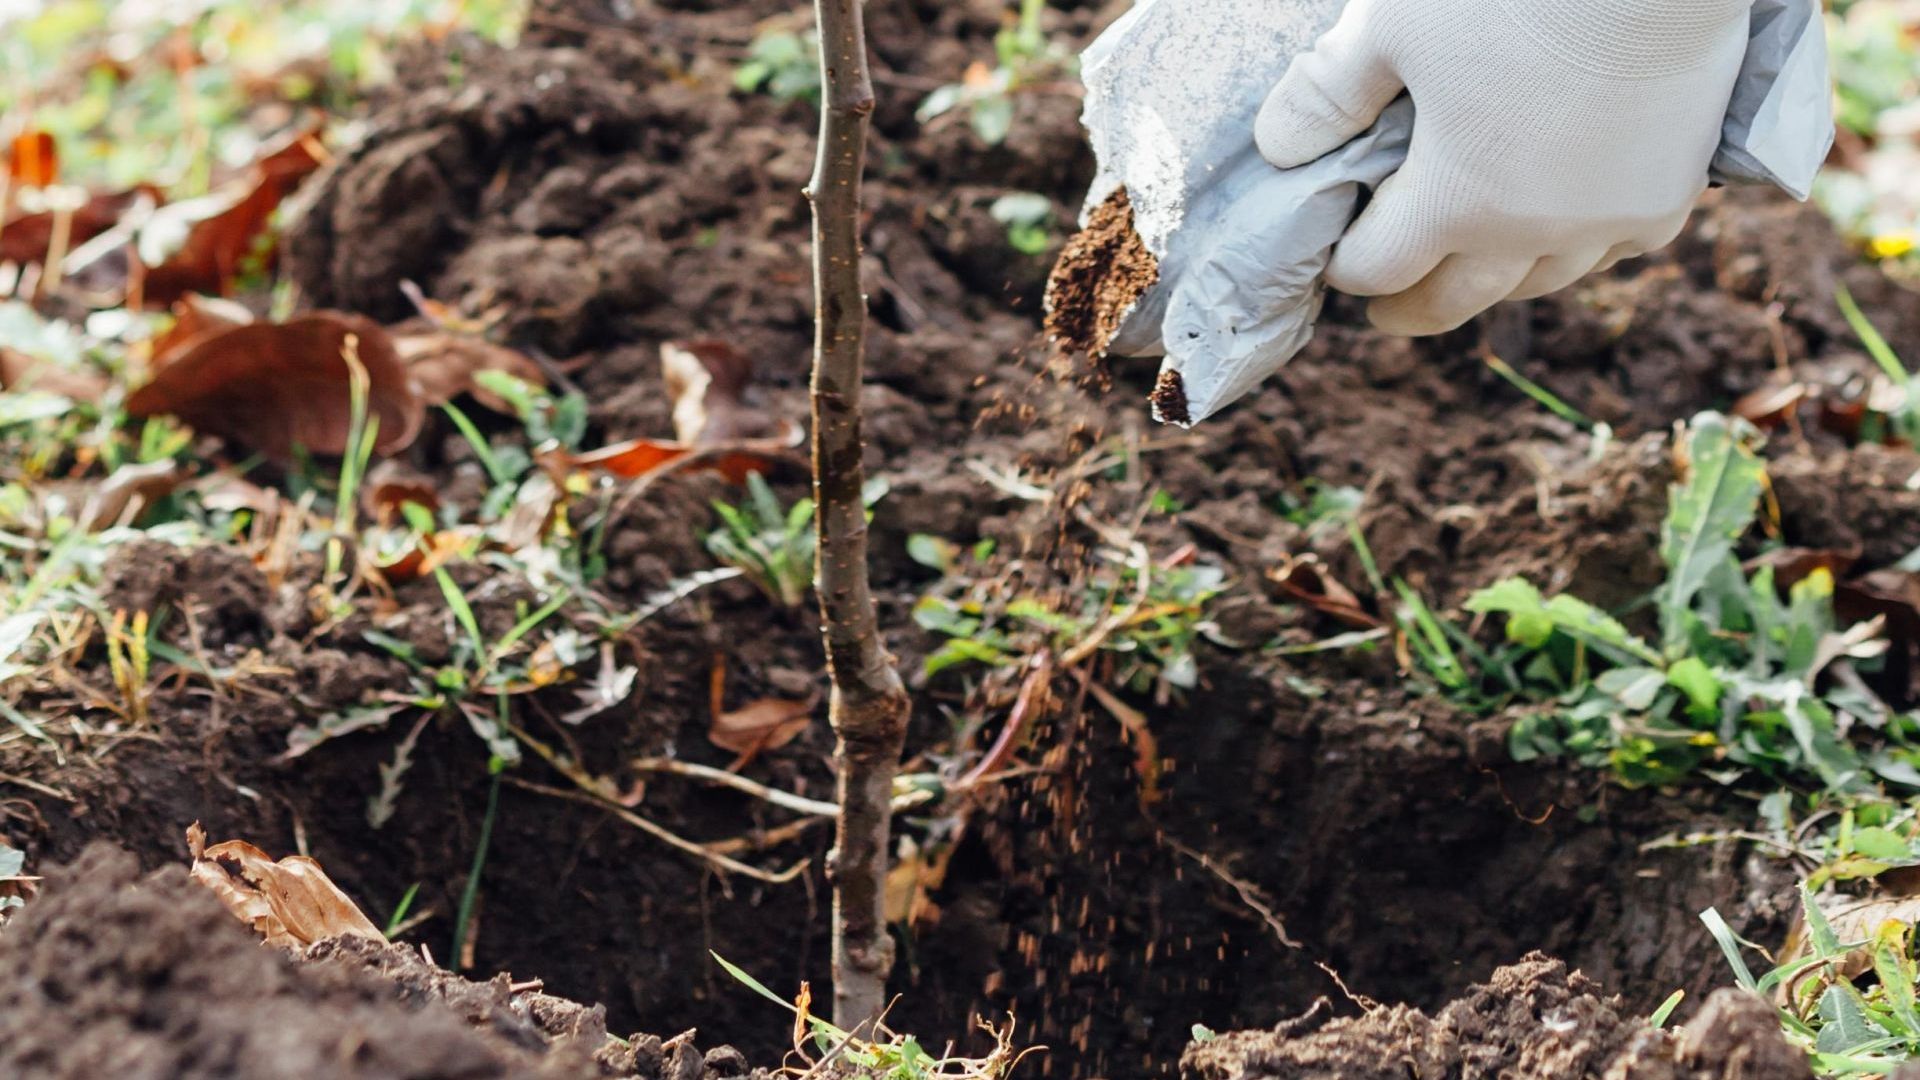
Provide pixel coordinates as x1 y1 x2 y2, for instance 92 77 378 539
0 845 764 1080
1042 186 1160 356
1180 955 1810 1080
4 1 1920 1077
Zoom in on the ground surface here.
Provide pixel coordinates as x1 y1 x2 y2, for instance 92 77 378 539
5 1 1920 1078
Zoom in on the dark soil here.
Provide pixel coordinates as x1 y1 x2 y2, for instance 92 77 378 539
0 845 764 1080
1042 187 1159 356
4 1 1920 1078
1181 955 1810 1080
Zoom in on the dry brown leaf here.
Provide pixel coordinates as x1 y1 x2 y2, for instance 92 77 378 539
561 436 791 485
362 460 441 524
548 337 797 484
496 470 562 552
0 346 109 402
0 186 153 268
77 459 185 532
141 125 325 304
190 472 279 515
185 823 381 949
7 130 57 187
395 329 547 412
662 339 761 443
150 294 255 365
369 528 474 585
1269 554 1381 629
883 837 955 929
1731 380 1811 431
709 697 816 761
126 311 424 460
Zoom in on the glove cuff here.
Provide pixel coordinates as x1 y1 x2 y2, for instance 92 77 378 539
1499 0 1752 80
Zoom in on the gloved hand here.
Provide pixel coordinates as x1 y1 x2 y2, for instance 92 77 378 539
1255 0 1754 336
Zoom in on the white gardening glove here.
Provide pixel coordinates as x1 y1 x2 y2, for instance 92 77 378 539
1255 0 1754 336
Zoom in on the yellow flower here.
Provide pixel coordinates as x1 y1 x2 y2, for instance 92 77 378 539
1870 232 1917 260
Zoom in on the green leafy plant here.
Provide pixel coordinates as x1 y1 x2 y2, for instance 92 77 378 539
914 538 1229 699
706 473 817 608
1704 883 1920 1077
915 0 1072 145
734 27 823 105
1465 413 1920 796
472 371 589 453
988 192 1054 256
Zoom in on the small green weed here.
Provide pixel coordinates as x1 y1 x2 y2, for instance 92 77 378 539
734 27 823 105
988 192 1055 256
916 0 1073 145
706 473 817 608
913 536 1229 699
1834 285 1920 444
712 952 1038 1078
1704 882 1920 1077
1465 412 1920 796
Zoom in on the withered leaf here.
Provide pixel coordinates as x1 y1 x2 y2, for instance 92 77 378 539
78 459 185 532
362 460 441 524
185 824 381 949
662 338 762 443
368 528 473 585
1731 380 1810 431
709 697 816 761
141 125 325 304
150 294 255 365
126 311 424 460
562 437 791 485
0 346 109 402
190 472 278 515
1269 554 1381 630
0 186 152 268
396 329 547 412
497 471 562 552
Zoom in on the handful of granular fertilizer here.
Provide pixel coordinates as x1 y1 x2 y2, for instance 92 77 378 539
1044 0 1834 427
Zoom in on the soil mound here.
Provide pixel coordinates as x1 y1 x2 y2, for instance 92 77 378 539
0 845 765 1080
1180 955 1809 1080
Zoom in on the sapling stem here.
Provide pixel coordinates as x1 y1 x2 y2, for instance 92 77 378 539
805 0 912 1030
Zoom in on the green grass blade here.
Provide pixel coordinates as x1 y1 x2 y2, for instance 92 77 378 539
435 567 487 658
1701 907 1759 992
449 768 502 969
491 588 572 659
1648 989 1685 1029
441 403 511 487
1837 284 1909 386
385 882 421 937
1484 353 1594 430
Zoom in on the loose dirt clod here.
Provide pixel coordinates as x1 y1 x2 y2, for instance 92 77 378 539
1179 955 1811 1080
1043 187 1159 357
1150 368 1190 425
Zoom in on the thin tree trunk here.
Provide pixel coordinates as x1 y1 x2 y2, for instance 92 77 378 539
805 0 912 1031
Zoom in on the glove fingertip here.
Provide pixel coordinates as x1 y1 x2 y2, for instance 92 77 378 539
1255 88 1353 170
